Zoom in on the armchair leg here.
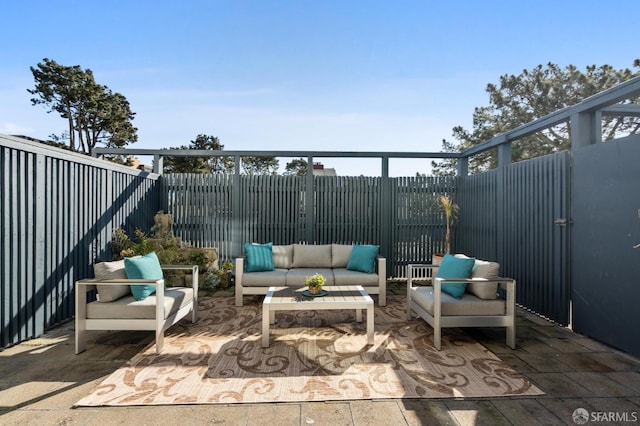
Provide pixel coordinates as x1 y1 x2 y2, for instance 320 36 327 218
235 284 243 307
75 320 86 355
155 329 164 354
191 301 198 323
506 323 516 349
433 327 442 351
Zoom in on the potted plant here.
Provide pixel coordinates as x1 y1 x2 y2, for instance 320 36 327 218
218 261 235 289
305 273 326 295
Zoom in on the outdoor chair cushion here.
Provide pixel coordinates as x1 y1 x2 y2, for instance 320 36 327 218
86 287 194 320
93 259 131 302
124 252 164 301
455 254 500 299
435 254 475 298
410 286 506 316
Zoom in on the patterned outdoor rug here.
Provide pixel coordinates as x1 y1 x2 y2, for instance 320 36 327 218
75 295 543 406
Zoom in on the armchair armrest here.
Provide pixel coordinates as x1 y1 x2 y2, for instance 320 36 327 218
160 264 199 294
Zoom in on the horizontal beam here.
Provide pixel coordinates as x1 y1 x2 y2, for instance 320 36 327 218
600 104 640 117
94 148 461 160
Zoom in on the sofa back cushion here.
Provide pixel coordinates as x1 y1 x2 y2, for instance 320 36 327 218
93 259 131 302
272 244 294 269
331 244 353 268
292 244 332 268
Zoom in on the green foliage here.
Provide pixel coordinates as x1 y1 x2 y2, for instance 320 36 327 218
284 158 308 176
305 273 326 288
439 195 459 254
112 227 219 289
241 156 279 175
432 60 640 175
28 58 138 156
163 134 235 174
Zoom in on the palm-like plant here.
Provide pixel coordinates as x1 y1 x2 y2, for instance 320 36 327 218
439 194 459 254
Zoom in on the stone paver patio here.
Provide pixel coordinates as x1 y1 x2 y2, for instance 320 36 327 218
1 284 638 425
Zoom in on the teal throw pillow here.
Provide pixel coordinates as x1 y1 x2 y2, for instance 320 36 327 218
435 253 475 299
124 251 164 301
346 244 379 274
244 242 275 272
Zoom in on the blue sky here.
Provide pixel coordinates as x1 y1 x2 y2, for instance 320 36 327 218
1 0 639 176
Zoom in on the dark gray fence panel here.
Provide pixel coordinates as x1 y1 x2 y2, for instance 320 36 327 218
1 136 161 348
455 170 498 261
163 173 455 277
315 176 382 245
457 152 571 325
572 135 640 357
391 176 457 277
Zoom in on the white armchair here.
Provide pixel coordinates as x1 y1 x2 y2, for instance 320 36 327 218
407 262 516 351
75 264 198 354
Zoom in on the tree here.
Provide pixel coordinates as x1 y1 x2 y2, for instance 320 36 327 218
163 134 234 174
284 158 308 176
432 60 640 175
28 58 137 155
241 156 279 175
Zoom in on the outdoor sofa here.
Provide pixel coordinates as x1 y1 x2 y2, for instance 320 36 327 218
235 243 386 306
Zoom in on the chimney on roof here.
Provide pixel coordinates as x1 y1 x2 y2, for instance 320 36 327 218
313 162 324 170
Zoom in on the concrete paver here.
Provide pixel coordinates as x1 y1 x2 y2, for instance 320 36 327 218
1 287 639 426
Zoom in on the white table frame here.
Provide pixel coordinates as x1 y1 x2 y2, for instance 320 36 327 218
262 285 374 348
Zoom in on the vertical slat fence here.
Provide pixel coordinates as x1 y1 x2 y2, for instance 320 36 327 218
1 135 161 348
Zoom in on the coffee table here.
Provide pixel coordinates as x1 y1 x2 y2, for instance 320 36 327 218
262 285 374 348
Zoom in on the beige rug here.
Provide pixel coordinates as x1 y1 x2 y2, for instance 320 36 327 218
76 295 543 406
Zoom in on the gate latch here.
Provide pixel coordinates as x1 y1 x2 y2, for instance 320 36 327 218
554 218 568 226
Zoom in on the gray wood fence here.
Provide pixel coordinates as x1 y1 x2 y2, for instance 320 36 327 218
0 135 161 348
162 173 457 278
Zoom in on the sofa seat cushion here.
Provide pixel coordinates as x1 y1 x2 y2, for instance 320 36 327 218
333 268 379 286
292 244 332 268
285 268 335 286
240 269 289 287
86 287 193 320
409 286 505 316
